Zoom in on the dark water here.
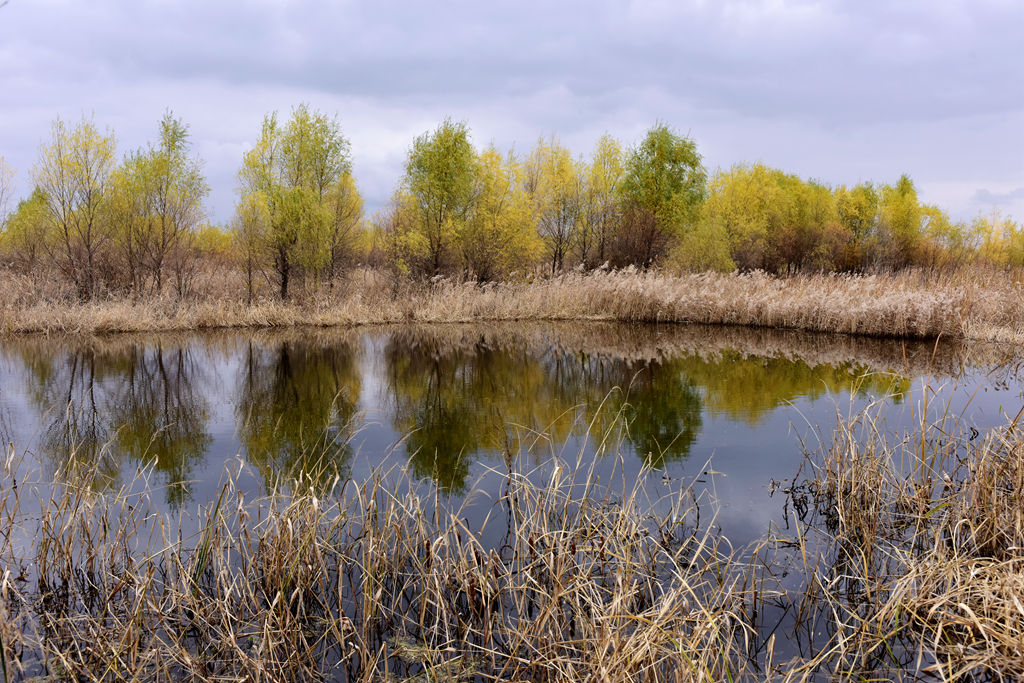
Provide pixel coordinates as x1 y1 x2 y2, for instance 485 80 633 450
1 322 1022 677
1 322 1021 548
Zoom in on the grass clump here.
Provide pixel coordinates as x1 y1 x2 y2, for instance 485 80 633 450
778 400 1024 681
2 266 1022 342
0 447 758 681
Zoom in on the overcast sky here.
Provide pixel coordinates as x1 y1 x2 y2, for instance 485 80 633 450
1 0 1022 224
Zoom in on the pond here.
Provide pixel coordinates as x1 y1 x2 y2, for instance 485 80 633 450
2 322 1023 679
2 321 1020 548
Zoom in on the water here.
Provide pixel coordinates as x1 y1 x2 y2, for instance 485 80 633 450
2 321 1020 544
1 322 1022 677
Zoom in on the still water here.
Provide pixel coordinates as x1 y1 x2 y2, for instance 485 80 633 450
1 322 1020 548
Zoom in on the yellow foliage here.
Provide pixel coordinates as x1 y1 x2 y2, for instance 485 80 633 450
194 223 234 260
974 210 1024 267
527 136 582 274
460 145 542 280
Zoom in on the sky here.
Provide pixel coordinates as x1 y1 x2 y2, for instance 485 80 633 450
1 0 1022 225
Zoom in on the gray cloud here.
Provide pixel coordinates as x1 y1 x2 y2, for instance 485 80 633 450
973 187 1024 204
1 0 1022 223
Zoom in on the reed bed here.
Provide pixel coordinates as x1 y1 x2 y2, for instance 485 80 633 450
777 399 1024 681
0 445 761 682
2 266 1022 342
1 388 1022 680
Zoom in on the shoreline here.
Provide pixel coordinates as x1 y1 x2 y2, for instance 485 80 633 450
2 268 1022 343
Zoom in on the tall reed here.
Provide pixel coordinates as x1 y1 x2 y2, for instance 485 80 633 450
2 266 1022 342
0 445 761 681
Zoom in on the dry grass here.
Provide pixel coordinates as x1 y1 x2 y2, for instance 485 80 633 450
0 441 762 681
776 398 1024 681
0 387 1022 680
2 266 1022 342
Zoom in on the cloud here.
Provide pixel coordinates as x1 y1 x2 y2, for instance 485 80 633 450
972 187 1024 205
0 0 1021 222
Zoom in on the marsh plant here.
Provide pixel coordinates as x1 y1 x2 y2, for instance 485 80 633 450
0 393 1021 681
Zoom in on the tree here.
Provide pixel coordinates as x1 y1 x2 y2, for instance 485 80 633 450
271 185 331 300
878 174 923 268
403 118 476 276
142 113 208 294
775 177 839 272
105 115 207 296
32 117 117 299
324 171 363 282
527 137 581 275
974 210 1024 268
238 105 356 298
704 163 783 270
577 135 624 268
459 145 540 280
918 205 969 270
232 192 271 304
835 182 879 270
618 124 706 268
1 187 50 269
669 218 735 273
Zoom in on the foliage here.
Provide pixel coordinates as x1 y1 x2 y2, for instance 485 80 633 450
577 134 625 268
237 104 359 298
31 116 118 299
527 137 582 274
460 145 540 280
668 218 735 273
975 210 1024 268
617 124 706 268
109 112 208 296
403 118 476 276
3 111 1022 304
877 174 923 267
0 188 50 268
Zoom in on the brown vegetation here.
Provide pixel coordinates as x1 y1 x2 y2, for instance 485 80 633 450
0 392 1021 680
773 400 1024 680
1 266 1022 343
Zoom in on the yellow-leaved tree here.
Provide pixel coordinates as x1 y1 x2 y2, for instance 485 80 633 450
32 116 118 299
576 134 624 269
459 145 540 281
704 163 786 271
237 104 358 299
526 137 582 275
877 174 923 268
107 112 208 296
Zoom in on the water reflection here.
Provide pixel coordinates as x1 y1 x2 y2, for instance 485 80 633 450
679 350 909 423
0 323 988 497
15 339 211 507
381 325 936 489
237 336 361 489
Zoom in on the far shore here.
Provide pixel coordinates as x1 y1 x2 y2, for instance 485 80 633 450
2 267 1022 344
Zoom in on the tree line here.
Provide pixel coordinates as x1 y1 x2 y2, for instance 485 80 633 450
1 106 1021 301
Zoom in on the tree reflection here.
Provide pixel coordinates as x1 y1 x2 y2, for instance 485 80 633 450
107 343 211 508
384 335 705 491
677 350 908 424
22 347 117 488
385 340 543 493
382 327 917 490
16 340 212 507
236 339 361 489
594 359 703 467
